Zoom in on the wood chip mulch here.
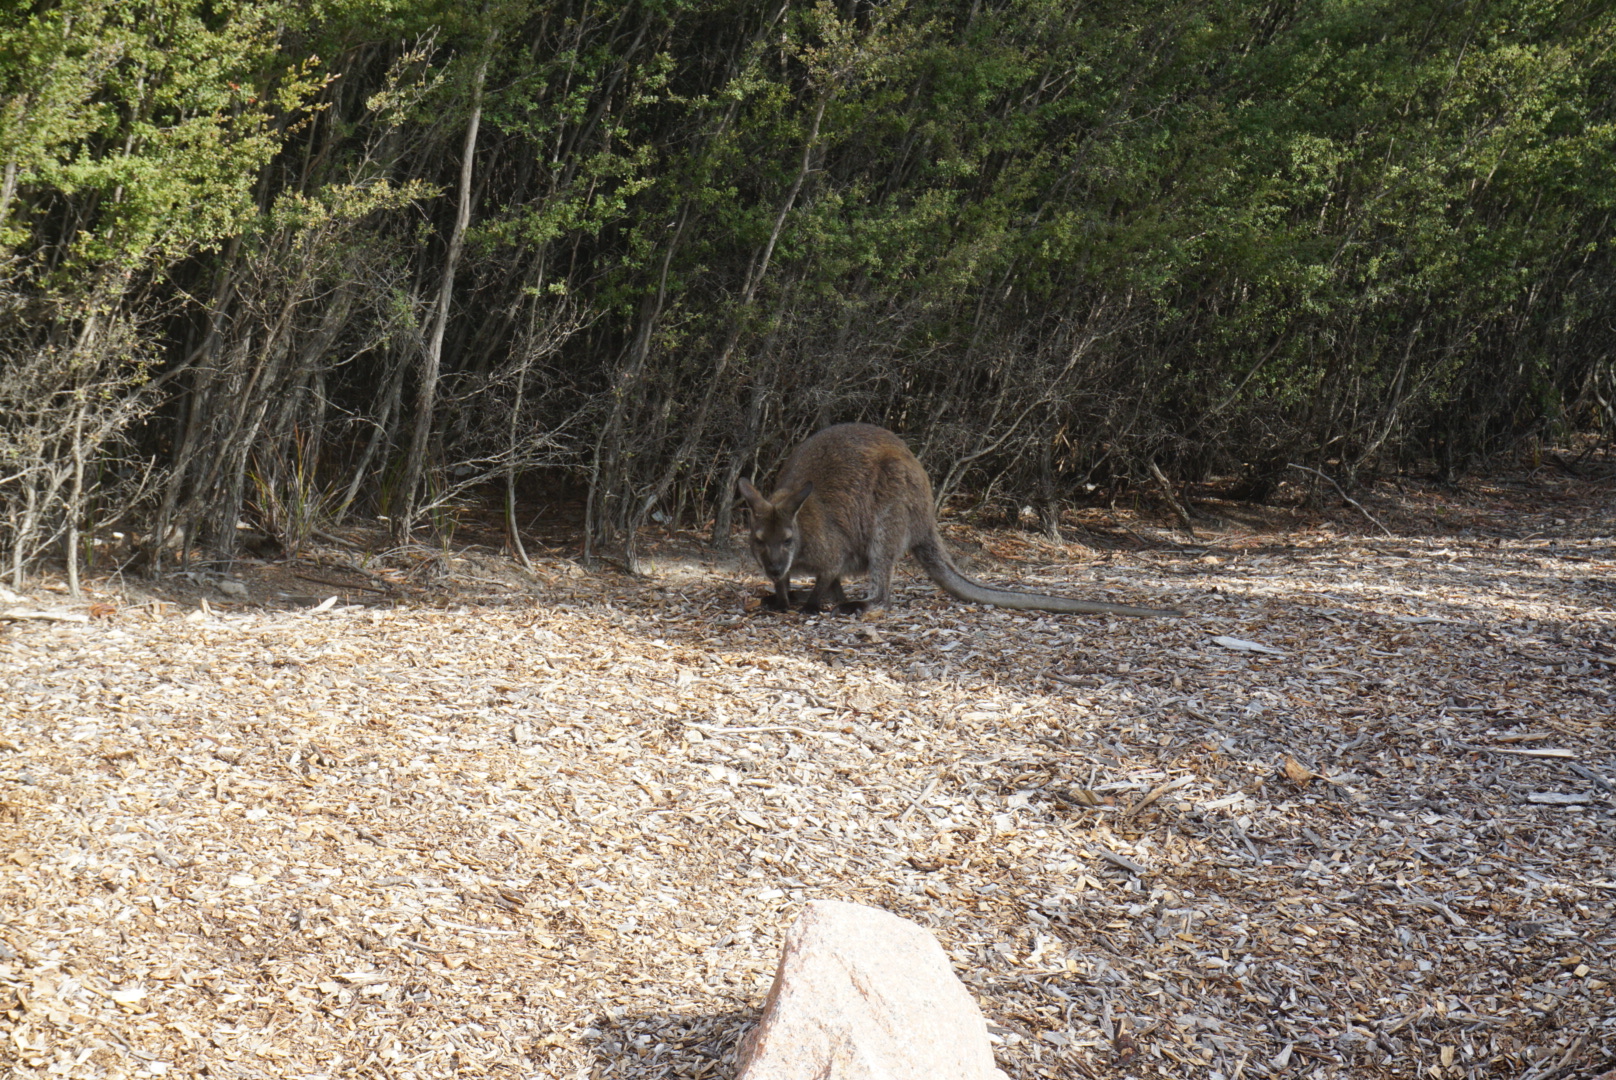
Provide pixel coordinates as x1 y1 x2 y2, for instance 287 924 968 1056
2 467 1613 1080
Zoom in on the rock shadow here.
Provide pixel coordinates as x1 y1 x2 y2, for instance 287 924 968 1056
582 1006 754 1079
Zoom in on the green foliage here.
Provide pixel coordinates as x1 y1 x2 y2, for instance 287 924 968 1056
1 0 330 271
247 428 341 558
0 0 345 581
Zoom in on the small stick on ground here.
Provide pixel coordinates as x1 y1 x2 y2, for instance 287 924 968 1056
1287 462 1393 537
1148 461 1197 539
294 572 394 595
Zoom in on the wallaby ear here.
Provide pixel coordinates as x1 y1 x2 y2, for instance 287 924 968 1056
779 481 813 519
736 477 767 513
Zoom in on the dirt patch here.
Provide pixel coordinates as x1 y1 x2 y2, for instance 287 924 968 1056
2 463 1613 1079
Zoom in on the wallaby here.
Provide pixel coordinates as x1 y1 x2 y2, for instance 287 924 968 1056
737 423 1181 617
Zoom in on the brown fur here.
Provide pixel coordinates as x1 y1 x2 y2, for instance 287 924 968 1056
737 424 1181 617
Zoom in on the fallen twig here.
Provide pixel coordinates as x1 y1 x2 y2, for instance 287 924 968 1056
1 608 90 623
1088 844 1149 876
690 722 844 739
294 571 394 594
1287 463 1393 536
1122 775 1195 819
1148 460 1198 539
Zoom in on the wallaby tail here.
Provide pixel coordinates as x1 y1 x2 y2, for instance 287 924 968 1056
912 536 1181 617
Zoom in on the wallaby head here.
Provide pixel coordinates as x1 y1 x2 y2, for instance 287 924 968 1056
736 477 813 583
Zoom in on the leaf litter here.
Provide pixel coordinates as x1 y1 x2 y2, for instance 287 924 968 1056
1 468 1613 1079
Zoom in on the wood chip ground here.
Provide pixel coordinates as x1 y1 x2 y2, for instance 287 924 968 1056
2 468 1613 1079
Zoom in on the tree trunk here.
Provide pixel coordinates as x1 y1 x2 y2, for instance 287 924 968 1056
395 48 489 544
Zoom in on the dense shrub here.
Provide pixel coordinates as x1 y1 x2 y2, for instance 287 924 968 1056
3 0 1612 578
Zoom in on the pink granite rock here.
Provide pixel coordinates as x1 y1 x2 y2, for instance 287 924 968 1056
735 900 1007 1080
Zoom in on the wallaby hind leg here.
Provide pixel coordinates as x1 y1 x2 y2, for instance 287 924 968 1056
802 578 848 613
837 546 896 615
793 581 846 606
